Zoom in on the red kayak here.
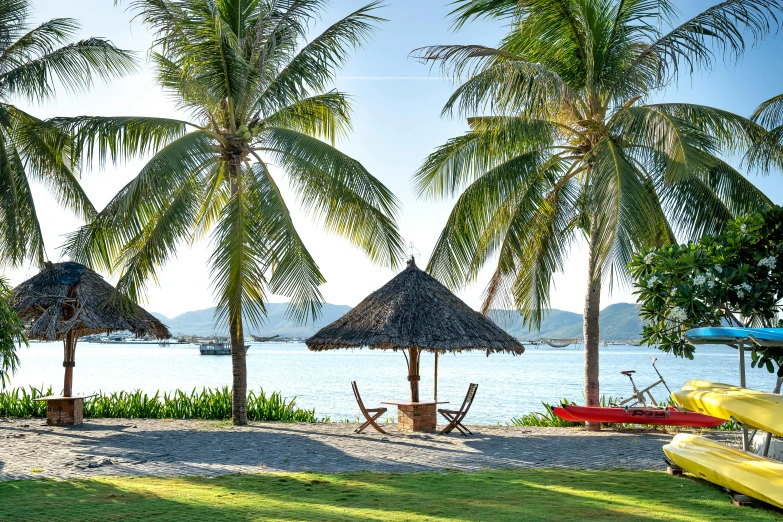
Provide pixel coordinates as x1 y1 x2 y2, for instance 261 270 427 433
554 404 725 428
553 406 582 422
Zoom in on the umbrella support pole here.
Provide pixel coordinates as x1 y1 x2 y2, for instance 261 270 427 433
434 351 438 401
63 330 76 398
408 348 420 403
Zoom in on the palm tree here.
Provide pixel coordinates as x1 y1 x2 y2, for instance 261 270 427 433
53 0 403 425
413 0 781 429
0 0 136 267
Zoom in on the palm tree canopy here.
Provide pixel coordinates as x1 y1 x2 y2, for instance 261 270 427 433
0 0 136 267
54 0 403 327
412 0 781 328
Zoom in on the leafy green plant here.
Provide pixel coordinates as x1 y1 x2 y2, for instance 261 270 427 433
630 206 783 371
0 385 50 417
0 276 27 387
0 386 320 422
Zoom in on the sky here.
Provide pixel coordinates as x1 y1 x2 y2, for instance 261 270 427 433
6 0 783 320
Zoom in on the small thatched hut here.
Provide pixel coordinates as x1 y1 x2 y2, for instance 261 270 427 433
13 261 169 399
307 258 524 402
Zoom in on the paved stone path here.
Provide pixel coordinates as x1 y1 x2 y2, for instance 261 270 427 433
0 418 741 481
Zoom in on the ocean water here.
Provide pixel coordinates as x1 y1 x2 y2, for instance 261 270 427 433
8 341 780 424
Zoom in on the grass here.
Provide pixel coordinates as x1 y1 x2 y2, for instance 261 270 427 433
0 386 320 422
0 469 779 521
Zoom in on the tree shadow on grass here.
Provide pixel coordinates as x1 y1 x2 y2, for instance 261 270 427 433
0 469 780 522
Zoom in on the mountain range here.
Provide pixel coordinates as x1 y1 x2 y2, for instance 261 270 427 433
152 302 643 340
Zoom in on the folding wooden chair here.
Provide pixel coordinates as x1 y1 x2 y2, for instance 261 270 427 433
439 383 478 435
351 381 387 434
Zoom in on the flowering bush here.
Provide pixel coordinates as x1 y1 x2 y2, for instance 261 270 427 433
629 206 783 373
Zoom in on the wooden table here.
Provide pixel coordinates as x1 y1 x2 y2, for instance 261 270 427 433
381 400 449 432
34 395 95 426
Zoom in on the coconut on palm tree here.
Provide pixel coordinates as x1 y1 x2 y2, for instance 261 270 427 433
413 0 782 429
0 0 135 266
52 0 403 425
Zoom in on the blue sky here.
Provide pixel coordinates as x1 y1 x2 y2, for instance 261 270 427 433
10 0 783 320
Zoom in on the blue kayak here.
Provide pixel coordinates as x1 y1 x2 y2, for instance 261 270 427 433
685 327 783 347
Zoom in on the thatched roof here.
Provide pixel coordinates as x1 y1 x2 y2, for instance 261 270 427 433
12 261 170 341
306 258 524 355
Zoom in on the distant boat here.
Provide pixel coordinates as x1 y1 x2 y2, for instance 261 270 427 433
250 334 280 342
199 341 250 355
543 338 580 348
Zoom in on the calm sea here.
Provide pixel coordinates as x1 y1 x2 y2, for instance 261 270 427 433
8 342 779 424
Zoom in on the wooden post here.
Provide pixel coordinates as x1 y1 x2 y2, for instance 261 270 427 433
434 351 438 401
62 287 78 398
63 331 75 397
408 347 420 402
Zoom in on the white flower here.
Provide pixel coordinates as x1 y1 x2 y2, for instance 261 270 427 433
670 288 677 296
692 274 706 286
714 265 722 273
733 283 751 299
759 256 777 270
647 275 660 286
707 280 715 289
740 224 748 233
669 306 688 322
644 252 655 265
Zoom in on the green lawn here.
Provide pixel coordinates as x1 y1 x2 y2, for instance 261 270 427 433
0 469 780 521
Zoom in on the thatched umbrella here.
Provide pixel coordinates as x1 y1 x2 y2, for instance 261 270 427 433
12 261 170 397
306 258 524 402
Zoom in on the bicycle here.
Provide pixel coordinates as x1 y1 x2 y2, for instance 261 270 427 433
616 357 673 407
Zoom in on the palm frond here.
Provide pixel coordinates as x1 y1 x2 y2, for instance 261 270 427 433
61 131 216 272
257 127 403 267
622 0 783 89
414 117 558 199
248 160 325 323
209 172 270 331
113 174 203 303
751 92 783 128
43 116 193 168
0 126 44 266
0 38 136 102
426 150 561 290
263 91 352 143
8 106 96 221
258 1 384 114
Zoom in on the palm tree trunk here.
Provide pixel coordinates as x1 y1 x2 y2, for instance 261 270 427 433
229 155 248 426
583 219 602 431
230 307 247 425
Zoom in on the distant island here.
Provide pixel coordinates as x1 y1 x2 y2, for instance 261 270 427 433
152 302 643 341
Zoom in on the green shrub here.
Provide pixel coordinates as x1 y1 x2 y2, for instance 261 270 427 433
0 386 321 422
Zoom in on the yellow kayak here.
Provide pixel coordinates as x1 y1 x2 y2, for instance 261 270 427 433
663 433 783 509
672 380 783 437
